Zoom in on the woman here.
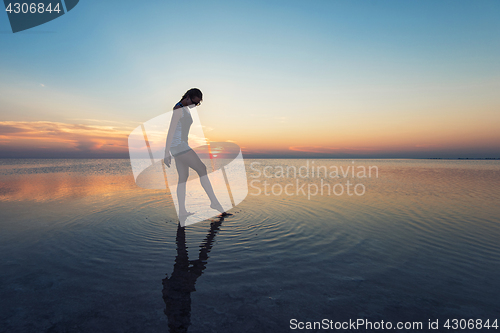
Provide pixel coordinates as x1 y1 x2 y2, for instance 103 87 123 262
163 88 225 219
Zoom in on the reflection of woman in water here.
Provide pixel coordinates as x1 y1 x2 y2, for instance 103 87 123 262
162 217 225 332
163 88 225 219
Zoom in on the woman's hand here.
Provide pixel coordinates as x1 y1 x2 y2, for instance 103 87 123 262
163 154 172 167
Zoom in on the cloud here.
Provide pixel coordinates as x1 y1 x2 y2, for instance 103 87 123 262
0 124 30 134
289 146 382 154
67 118 139 126
414 144 438 148
0 120 132 157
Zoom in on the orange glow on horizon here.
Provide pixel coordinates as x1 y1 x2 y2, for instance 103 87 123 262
0 118 498 158
0 120 131 156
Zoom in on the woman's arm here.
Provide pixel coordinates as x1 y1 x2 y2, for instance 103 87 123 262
164 107 183 167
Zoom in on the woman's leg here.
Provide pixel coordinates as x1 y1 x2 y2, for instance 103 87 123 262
175 149 225 213
174 155 191 215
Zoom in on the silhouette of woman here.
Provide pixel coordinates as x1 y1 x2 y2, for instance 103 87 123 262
163 88 225 219
162 216 225 332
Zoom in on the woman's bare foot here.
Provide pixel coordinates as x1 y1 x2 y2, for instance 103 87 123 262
210 201 225 214
179 211 195 218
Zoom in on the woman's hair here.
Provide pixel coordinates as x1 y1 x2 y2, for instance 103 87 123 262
180 88 203 103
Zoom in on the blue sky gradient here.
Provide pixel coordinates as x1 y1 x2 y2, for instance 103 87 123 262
1 0 499 158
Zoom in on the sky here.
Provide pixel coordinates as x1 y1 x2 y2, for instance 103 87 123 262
0 0 499 158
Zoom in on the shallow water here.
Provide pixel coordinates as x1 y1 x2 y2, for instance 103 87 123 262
0 159 499 332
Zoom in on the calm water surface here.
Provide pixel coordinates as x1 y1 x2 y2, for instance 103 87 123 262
0 159 499 332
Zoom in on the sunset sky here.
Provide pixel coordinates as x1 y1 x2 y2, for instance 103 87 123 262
1 0 499 158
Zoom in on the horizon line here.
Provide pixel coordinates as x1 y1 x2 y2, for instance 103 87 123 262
0 156 499 160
